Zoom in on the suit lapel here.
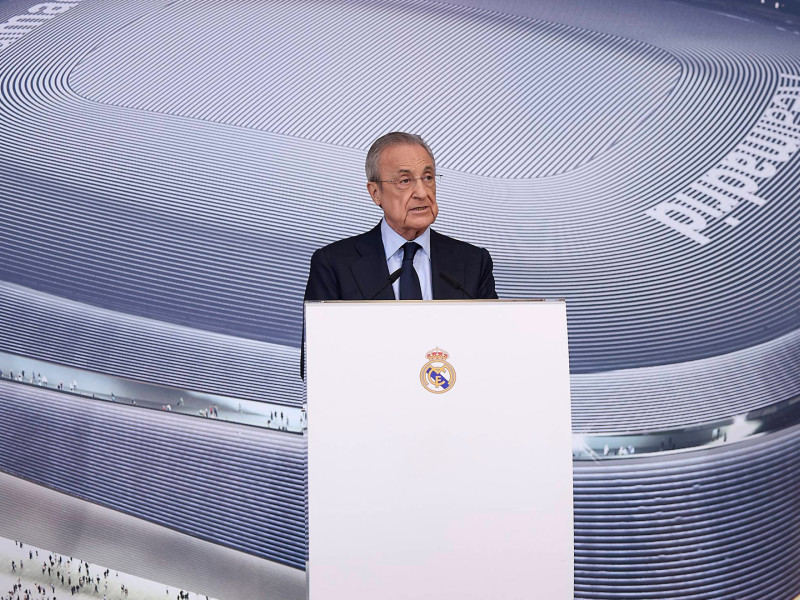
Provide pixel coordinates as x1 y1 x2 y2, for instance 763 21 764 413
431 229 465 300
351 223 393 300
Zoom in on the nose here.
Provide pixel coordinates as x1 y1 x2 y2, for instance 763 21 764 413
410 177 428 195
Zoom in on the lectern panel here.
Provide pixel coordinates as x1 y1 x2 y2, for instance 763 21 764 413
306 300 573 600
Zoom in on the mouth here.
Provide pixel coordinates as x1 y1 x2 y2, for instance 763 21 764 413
409 206 429 213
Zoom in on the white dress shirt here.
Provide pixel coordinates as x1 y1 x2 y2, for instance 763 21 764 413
380 218 432 300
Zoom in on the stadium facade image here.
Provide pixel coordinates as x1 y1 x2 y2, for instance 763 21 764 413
0 0 799 598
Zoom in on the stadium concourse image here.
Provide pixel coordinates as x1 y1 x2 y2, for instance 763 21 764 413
0 0 799 598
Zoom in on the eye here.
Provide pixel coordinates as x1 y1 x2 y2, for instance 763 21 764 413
422 174 435 182
398 177 412 185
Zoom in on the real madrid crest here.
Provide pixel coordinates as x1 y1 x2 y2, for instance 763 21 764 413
420 347 456 394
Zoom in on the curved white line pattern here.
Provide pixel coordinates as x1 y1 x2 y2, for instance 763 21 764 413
67 0 681 180
1 0 799 597
0 381 308 569
0 282 302 406
573 424 800 599
4 380 800 599
0 0 797 423
570 327 800 433
2 279 799 433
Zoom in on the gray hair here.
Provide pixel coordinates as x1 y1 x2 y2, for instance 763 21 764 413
365 132 435 183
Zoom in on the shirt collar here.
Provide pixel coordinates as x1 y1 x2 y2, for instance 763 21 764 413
380 218 431 261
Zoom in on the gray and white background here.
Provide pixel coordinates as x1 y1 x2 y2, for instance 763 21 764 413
0 0 799 598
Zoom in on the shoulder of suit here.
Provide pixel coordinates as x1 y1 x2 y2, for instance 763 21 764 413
431 228 489 255
314 224 381 259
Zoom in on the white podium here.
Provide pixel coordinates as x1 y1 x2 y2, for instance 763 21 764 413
305 300 573 600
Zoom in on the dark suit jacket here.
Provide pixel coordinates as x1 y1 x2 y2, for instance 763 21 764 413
304 223 498 301
301 223 497 377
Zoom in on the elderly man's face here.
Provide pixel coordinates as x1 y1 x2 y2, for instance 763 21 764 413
367 143 438 240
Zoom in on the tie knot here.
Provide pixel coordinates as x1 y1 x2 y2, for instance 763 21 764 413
402 242 420 262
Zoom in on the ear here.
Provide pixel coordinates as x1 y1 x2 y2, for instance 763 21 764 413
367 181 381 206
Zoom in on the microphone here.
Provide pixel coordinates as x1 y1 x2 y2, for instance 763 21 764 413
369 267 403 300
440 271 475 299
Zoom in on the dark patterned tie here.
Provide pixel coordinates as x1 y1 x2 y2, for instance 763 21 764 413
399 242 422 300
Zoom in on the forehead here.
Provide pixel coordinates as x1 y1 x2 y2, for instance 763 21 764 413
379 143 434 174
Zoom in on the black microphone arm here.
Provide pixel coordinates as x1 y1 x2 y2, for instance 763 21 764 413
369 267 404 300
439 271 476 299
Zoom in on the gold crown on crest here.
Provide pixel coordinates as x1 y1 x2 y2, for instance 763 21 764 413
426 347 449 361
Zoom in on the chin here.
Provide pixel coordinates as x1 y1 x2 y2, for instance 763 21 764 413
413 217 435 230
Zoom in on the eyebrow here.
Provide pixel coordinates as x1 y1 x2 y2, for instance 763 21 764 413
395 165 434 174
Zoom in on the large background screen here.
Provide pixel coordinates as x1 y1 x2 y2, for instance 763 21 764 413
1 0 799 599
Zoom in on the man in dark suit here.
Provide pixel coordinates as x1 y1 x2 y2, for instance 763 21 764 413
304 132 498 302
